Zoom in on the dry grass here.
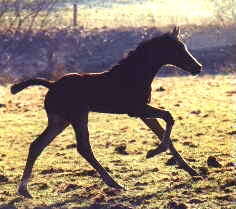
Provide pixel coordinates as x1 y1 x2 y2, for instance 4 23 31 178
0 75 235 208
56 0 233 30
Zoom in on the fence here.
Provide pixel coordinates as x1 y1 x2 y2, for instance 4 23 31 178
59 1 235 30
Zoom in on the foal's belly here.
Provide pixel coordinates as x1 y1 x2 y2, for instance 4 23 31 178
89 103 130 114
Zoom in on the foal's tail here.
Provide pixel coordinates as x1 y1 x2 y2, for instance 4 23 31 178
11 78 54 94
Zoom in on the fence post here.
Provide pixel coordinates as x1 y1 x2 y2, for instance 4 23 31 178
73 4 77 27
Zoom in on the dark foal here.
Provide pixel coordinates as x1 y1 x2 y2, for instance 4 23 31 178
11 27 202 198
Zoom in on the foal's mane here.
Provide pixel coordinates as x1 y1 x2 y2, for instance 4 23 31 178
109 31 174 73
115 38 151 67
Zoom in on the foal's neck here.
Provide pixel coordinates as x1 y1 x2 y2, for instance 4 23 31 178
109 57 163 87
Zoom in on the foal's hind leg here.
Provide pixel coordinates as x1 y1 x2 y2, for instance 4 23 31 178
140 105 174 154
141 118 198 176
71 112 123 189
18 114 69 198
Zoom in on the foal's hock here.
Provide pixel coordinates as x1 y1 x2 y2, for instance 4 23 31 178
11 27 202 198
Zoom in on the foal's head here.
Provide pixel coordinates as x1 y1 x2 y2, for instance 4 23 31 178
148 27 202 75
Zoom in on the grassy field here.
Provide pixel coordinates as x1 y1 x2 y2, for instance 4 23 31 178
0 75 235 208
56 0 234 30
2 0 233 31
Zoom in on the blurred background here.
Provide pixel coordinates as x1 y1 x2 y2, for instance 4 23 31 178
0 0 235 82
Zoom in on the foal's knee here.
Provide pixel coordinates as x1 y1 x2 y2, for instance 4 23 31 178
163 111 175 126
76 139 83 154
76 143 83 154
76 142 93 161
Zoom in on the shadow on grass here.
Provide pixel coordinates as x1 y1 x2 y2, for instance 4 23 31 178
1 164 236 209
0 194 153 209
0 187 161 209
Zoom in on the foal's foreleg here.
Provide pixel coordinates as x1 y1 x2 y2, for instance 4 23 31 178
18 115 68 198
72 114 123 190
141 118 198 176
141 105 174 154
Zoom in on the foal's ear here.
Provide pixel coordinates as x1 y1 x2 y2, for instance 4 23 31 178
171 27 180 39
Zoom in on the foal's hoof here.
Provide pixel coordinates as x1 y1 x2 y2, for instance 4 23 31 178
18 186 33 199
105 178 125 190
110 182 125 190
146 144 169 158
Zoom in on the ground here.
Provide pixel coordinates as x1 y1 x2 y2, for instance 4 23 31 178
0 1 235 208
0 75 235 208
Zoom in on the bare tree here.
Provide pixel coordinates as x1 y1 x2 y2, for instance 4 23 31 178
0 0 59 32
0 0 59 81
